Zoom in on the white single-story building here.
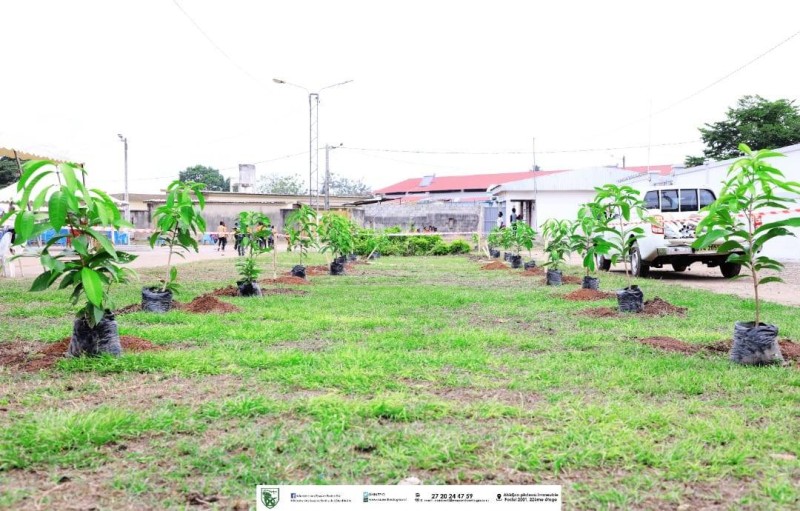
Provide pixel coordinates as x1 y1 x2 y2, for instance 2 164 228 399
488 166 646 231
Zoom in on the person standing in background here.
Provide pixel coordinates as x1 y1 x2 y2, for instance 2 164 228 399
509 207 517 225
217 221 228 254
496 210 504 229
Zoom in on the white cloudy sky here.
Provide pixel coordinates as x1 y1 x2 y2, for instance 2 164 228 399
2 0 799 193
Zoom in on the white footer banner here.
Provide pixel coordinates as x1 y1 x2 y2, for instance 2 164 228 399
256 485 561 510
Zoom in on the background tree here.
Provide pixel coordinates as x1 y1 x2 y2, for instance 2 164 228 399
256 173 305 195
0 157 24 188
685 95 800 166
326 173 372 196
178 165 230 191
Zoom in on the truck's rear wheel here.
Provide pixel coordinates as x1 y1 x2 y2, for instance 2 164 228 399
631 242 650 278
596 254 611 272
672 263 687 272
720 262 742 278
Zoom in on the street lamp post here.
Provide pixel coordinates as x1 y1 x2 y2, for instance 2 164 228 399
272 78 352 209
117 134 130 223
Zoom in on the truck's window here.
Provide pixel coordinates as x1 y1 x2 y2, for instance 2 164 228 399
660 190 678 212
644 191 659 209
699 189 716 208
680 189 698 212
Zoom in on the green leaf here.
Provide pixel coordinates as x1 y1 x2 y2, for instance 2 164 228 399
84 229 118 259
14 211 35 243
758 276 783 285
48 190 68 231
30 271 56 292
80 267 104 307
17 160 53 190
72 236 90 257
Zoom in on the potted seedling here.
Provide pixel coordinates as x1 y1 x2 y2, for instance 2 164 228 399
694 144 800 365
507 221 536 269
144 180 206 312
235 211 272 296
593 184 649 312
0 161 137 357
487 227 503 258
541 218 572 286
499 226 515 262
318 212 356 275
285 205 317 279
570 202 612 290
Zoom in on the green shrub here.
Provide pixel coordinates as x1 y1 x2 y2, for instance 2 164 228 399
447 239 471 254
430 241 450 255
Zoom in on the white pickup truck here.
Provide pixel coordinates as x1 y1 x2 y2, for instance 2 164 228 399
596 186 744 278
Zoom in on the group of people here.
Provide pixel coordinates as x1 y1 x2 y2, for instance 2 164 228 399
496 207 524 229
214 220 275 256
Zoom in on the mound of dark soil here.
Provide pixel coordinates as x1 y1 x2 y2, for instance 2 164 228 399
541 275 582 285
0 336 162 372
644 297 687 316
580 297 687 318
639 337 800 363
305 265 331 276
564 289 615 301
183 295 240 313
210 286 240 297
481 261 509 270
115 303 142 314
521 267 545 276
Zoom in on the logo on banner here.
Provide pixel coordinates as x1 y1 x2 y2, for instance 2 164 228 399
260 487 279 509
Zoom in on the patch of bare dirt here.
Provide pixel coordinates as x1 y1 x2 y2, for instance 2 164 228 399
639 336 699 354
115 303 142 314
644 297 687 316
564 289 615 301
639 337 800 363
540 275 582 285
422 387 541 408
521 267 545 276
305 265 331 275
261 276 311 285
706 339 800 362
481 261 509 270
580 297 687 318
183 295 240 313
0 336 162 372
209 285 239 297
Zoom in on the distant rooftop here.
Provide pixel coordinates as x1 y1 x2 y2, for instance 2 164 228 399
376 165 673 195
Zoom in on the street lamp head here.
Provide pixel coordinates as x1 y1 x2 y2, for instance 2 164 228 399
272 78 285 84
117 134 124 141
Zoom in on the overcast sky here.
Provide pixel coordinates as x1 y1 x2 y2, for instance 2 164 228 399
2 0 799 194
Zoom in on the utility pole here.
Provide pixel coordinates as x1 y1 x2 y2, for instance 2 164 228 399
532 137 537 172
273 78 353 211
324 143 343 210
117 134 130 223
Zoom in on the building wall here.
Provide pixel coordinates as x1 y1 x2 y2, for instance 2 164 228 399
362 202 482 232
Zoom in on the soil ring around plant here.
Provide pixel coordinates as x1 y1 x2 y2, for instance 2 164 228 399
182 295 241 314
638 336 800 365
564 288 616 301
0 336 162 372
580 297 687 318
481 261 509 270
304 265 331 276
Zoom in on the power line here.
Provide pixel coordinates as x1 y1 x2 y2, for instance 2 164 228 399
170 0 266 88
342 139 699 156
591 27 800 137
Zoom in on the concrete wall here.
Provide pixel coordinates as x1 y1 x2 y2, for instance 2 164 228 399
362 202 482 232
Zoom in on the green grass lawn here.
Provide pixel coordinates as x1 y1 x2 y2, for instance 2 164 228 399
1 253 799 510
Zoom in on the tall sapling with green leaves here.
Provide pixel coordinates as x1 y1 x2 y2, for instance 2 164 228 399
541 218 572 285
285 205 317 278
594 184 650 312
318 212 356 275
0 160 137 356
506 221 536 269
694 144 800 364
570 202 612 290
235 211 272 296
145 180 206 312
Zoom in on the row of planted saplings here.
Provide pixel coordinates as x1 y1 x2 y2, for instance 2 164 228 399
0 162 354 358
485 145 800 366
